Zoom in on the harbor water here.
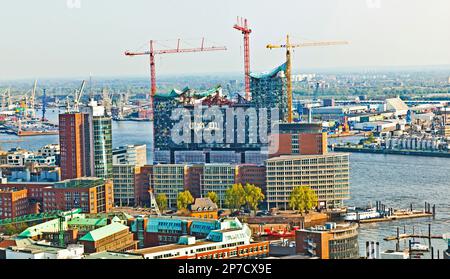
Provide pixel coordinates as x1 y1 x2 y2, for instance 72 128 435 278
1 110 449 257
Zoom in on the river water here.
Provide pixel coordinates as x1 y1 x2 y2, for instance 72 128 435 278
1 110 449 257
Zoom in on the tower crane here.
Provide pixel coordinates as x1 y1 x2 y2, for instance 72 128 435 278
267 35 348 123
125 38 227 101
74 80 86 112
233 17 252 100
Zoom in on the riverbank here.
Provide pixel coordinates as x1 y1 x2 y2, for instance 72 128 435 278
331 146 450 158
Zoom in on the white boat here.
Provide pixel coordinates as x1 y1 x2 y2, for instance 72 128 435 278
410 242 429 252
343 207 381 221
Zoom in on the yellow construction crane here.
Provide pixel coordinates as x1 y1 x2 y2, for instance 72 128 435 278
267 35 348 123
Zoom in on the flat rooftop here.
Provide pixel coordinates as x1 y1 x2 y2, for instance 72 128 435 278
133 240 212 254
267 153 349 161
85 251 143 259
54 177 105 189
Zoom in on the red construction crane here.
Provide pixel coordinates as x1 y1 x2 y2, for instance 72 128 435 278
233 17 252 101
125 38 227 99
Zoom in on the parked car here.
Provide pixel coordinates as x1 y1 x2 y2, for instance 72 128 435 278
256 210 270 217
229 211 242 217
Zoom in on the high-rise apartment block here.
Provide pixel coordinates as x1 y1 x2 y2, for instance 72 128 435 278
59 100 113 180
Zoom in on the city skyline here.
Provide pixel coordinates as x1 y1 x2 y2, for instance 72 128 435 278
1 0 450 80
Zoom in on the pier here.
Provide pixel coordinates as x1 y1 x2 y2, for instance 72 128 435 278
357 212 433 224
331 146 450 158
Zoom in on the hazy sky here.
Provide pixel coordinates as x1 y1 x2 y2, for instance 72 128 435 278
1 0 450 80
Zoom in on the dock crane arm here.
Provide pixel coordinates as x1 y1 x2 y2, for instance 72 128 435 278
74 80 86 112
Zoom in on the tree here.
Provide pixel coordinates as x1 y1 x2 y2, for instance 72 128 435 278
206 191 219 205
225 183 246 211
244 183 265 215
289 186 318 213
156 193 168 212
177 190 194 210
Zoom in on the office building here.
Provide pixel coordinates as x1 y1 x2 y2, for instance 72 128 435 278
266 153 350 209
201 164 236 208
42 177 113 213
59 100 112 180
59 112 90 180
112 165 141 206
112 144 147 166
91 114 113 179
269 123 327 157
152 164 186 208
134 165 153 207
295 222 359 259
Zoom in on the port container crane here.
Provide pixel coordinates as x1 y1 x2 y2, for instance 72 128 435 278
30 80 37 118
267 35 348 123
233 17 252 100
41 88 47 121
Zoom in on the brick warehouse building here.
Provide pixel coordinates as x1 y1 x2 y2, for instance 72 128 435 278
42 177 113 213
0 178 113 215
0 188 31 219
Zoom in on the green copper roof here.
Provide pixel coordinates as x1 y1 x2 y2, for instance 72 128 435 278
154 85 222 99
249 62 287 79
79 222 128 242
67 217 107 227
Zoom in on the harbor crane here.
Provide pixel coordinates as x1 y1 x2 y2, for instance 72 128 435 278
267 35 348 123
125 38 227 99
30 80 37 118
233 17 252 100
73 80 86 112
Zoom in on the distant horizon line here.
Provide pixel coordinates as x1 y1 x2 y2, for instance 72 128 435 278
2 63 450 83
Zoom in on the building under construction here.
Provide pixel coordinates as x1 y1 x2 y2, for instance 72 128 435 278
152 63 289 164
250 62 288 123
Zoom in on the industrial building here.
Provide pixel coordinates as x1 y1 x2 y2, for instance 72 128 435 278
295 222 359 259
265 153 350 209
